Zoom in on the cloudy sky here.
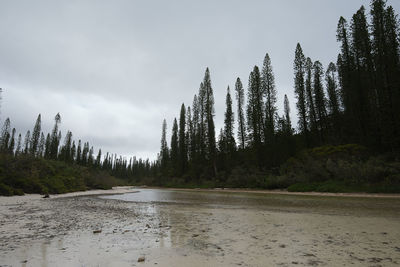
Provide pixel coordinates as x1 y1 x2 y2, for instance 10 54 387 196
1 0 399 160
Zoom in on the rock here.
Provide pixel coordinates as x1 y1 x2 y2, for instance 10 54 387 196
138 256 145 262
146 224 151 228
192 234 199 237
42 194 50 198
93 230 102 234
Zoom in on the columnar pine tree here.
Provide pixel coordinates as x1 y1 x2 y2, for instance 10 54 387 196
186 106 193 163
261 53 277 144
325 62 341 138
23 130 30 154
82 142 89 165
371 0 400 149
8 128 16 154
178 103 187 175
70 141 76 162
191 95 199 164
305 57 317 134
198 83 206 160
95 149 101 167
62 131 73 162
30 114 41 156
50 113 61 159
170 118 179 176
294 43 308 144
88 146 94 166
235 78 246 150
0 118 10 152
37 133 45 157
283 95 292 134
247 66 264 167
224 86 235 154
337 16 357 141
44 133 51 158
313 61 327 142
351 6 374 145
202 68 217 176
160 119 169 174
76 140 82 164
15 134 22 156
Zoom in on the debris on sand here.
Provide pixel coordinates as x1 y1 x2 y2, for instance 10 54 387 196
42 194 50 198
93 230 102 234
138 256 145 262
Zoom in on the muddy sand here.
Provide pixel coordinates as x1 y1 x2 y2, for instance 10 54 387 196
1 187 400 266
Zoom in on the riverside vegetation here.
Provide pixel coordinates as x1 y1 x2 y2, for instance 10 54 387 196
1 0 400 195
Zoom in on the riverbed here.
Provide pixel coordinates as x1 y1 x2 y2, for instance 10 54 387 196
1 188 400 266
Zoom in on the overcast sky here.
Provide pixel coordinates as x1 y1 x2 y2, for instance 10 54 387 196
1 0 399 160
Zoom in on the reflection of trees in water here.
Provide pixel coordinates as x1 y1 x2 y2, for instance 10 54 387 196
158 204 214 250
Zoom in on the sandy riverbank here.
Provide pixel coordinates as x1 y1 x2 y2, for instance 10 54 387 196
1 187 400 266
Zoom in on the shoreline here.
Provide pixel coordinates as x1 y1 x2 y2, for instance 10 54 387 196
1 185 400 202
137 186 400 199
0 186 138 204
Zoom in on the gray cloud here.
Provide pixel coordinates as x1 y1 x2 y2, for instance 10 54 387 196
1 0 399 160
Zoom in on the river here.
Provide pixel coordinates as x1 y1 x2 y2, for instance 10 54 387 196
1 188 400 266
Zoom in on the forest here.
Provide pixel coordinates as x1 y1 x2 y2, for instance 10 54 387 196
1 0 400 195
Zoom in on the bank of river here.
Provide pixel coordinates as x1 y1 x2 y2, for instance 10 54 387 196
1 188 400 266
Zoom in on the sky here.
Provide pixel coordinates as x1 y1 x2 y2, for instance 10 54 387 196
1 0 399 160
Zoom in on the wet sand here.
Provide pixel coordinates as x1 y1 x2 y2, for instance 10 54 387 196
1 187 400 266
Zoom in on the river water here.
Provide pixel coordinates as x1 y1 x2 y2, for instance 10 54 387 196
1 188 400 266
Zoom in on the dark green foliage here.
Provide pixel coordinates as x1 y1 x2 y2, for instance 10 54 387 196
159 119 169 175
23 130 30 154
0 108 154 195
155 1 400 191
203 68 217 177
261 53 277 144
325 63 340 129
8 128 16 154
49 113 61 159
37 132 45 157
0 153 125 195
313 61 327 141
30 114 41 156
178 103 187 175
170 118 179 176
235 78 246 150
305 57 317 135
0 118 11 153
247 66 264 167
15 134 21 156
223 86 235 154
294 44 308 142
283 95 292 134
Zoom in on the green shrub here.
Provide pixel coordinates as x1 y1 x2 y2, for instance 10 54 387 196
0 183 14 196
0 154 126 196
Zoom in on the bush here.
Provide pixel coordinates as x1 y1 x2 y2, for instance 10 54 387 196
0 154 126 196
0 183 14 196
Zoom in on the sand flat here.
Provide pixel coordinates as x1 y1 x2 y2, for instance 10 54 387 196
1 188 400 266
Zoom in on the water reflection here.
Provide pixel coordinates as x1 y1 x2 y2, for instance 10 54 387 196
101 188 400 217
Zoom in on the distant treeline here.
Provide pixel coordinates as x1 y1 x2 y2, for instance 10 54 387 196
0 111 156 182
155 0 400 188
